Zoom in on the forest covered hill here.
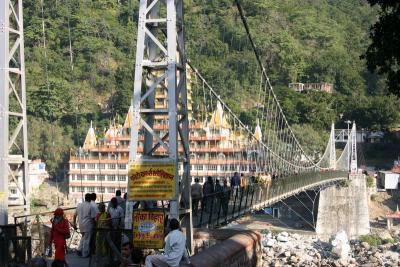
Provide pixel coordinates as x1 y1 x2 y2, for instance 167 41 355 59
23 0 399 176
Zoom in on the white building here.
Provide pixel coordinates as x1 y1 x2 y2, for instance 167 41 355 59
9 160 49 206
377 171 400 190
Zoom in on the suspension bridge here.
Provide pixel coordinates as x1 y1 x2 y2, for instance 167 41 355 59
0 0 365 266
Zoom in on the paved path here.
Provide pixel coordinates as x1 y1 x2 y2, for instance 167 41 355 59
47 252 90 267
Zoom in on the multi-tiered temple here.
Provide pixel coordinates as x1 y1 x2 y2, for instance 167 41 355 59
68 73 261 201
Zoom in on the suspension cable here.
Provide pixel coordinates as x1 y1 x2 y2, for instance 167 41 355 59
234 0 319 167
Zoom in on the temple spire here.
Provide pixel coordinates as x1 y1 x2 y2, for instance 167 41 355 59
254 119 262 141
83 120 97 149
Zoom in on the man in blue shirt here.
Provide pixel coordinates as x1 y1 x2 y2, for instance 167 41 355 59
230 172 240 188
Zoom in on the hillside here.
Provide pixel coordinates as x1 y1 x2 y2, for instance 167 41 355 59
22 0 399 176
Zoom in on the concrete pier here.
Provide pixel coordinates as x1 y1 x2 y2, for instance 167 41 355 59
316 174 370 240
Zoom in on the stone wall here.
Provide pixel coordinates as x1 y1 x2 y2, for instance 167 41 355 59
316 174 370 240
185 230 261 267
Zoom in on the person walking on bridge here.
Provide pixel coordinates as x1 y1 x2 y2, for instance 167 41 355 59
73 193 96 258
230 172 240 189
191 178 202 216
203 176 215 213
95 202 111 266
221 179 230 218
50 208 70 266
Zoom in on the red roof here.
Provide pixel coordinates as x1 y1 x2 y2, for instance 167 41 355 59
387 206 400 219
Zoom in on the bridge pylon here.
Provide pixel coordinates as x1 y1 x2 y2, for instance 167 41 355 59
0 0 29 224
350 122 357 174
129 0 192 251
329 123 336 170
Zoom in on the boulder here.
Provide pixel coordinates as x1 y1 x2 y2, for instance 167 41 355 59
361 242 370 250
262 238 277 247
377 230 392 240
289 256 299 263
277 232 289 242
331 230 351 261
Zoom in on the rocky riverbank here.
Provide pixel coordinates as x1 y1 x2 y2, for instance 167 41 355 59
260 231 400 267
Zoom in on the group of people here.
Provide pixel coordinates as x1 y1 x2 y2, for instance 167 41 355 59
191 176 231 217
48 190 127 266
191 171 278 218
49 190 189 267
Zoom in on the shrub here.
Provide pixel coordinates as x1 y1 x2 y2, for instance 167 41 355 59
360 235 383 246
382 238 395 244
339 179 351 188
366 176 374 188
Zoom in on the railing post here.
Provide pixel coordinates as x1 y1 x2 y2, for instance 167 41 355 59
224 189 231 224
231 187 238 220
244 186 250 213
216 193 222 227
207 194 215 227
36 215 43 256
249 185 255 209
199 196 206 227
237 187 244 217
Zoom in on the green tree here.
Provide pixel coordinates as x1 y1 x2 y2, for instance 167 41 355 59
363 1 400 96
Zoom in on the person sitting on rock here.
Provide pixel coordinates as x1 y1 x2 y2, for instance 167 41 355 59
145 219 190 267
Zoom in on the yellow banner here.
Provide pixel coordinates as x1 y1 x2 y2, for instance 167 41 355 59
128 161 176 200
133 211 165 248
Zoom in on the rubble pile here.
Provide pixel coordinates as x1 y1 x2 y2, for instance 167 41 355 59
260 231 400 267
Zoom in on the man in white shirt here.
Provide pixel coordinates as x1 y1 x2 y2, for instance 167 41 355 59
90 193 99 214
145 218 190 267
73 193 96 257
108 197 125 229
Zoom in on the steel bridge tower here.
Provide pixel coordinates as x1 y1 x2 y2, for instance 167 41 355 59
130 0 192 249
0 0 29 224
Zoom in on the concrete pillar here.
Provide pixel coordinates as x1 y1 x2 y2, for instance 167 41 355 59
387 218 393 230
316 174 370 240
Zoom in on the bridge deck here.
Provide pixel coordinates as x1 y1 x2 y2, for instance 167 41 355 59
194 171 347 228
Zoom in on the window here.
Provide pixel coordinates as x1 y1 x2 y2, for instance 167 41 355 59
99 164 105 169
118 175 126 181
77 174 83 180
121 187 127 193
87 174 96 181
118 164 126 170
10 188 17 195
108 175 116 181
87 163 96 169
107 187 115 193
195 165 203 171
207 165 217 171
78 186 85 192
70 164 75 170
97 187 105 193
108 164 116 169
71 187 75 192
87 186 95 193
70 175 75 181
98 175 105 181
78 163 85 169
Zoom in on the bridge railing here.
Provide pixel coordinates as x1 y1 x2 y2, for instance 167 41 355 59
13 206 80 258
195 171 348 228
9 170 347 264
12 205 132 265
